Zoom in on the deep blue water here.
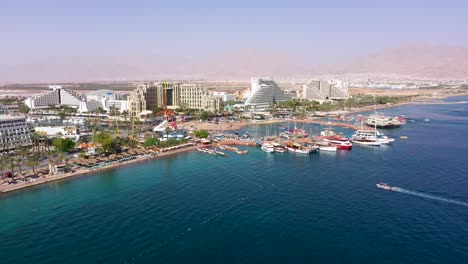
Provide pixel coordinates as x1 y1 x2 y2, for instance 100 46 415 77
1 96 468 264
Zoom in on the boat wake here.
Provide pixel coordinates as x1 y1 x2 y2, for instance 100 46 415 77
392 187 468 208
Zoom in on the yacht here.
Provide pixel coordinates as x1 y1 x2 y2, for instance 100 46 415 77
377 132 395 145
261 143 275 153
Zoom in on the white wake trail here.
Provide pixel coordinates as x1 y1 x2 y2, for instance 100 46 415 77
392 187 468 208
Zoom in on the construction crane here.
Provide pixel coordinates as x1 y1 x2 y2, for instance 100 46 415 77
113 106 121 138
130 113 136 141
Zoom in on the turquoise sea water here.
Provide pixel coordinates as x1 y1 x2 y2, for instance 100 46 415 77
1 96 468 263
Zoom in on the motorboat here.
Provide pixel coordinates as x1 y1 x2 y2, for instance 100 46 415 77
261 143 275 153
376 183 396 191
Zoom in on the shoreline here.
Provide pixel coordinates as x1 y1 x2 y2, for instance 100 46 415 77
187 92 468 131
0 145 198 195
2 93 467 196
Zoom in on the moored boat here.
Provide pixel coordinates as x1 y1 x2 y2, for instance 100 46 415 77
261 143 275 153
328 139 352 150
289 127 308 138
351 129 381 146
366 114 405 128
273 143 285 153
319 145 337 152
285 143 312 154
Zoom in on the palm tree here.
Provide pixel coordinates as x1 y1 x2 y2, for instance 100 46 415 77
6 157 17 178
164 126 172 140
26 155 39 176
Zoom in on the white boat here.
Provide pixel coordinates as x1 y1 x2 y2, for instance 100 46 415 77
261 143 275 153
366 114 405 128
351 129 382 146
285 146 311 154
424 118 430 122
320 127 336 137
273 143 285 153
326 139 353 150
319 146 337 152
376 183 396 191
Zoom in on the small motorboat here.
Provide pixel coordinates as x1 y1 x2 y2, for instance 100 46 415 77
376 183 396 191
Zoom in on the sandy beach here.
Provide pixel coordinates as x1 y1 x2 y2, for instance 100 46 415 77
0 145 198 194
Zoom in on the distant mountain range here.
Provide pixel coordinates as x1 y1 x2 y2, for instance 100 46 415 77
1 44 467 83
329 44 468 80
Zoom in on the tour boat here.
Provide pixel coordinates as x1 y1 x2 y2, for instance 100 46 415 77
261 143 275 153
351 129 382 146
376 183 396 191
366 114 405 128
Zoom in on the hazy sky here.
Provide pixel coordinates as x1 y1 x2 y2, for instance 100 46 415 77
1 0 467 81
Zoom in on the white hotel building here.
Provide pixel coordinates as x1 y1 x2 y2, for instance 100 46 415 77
244 78 292 111
0 115 31 151
25 85 103 113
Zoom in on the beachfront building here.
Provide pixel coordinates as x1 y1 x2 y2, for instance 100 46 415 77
302 80 349 103
24 85 104 113
244 78 292 111
86 90 123 101
34 126 81 141
0 115 31 151
86 90 130 113
129 82 222 115
212 92 236 102
104 100 130 113
25 85 85 109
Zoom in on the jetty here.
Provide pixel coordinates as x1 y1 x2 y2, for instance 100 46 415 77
217 144 249 155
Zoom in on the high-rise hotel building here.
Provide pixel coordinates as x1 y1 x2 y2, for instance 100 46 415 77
0 115 31 151
129 82 222 114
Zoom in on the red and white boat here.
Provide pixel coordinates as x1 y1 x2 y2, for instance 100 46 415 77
289 127 308 138
322 135 352 150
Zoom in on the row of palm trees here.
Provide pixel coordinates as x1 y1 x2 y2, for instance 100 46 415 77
0 133 68 179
